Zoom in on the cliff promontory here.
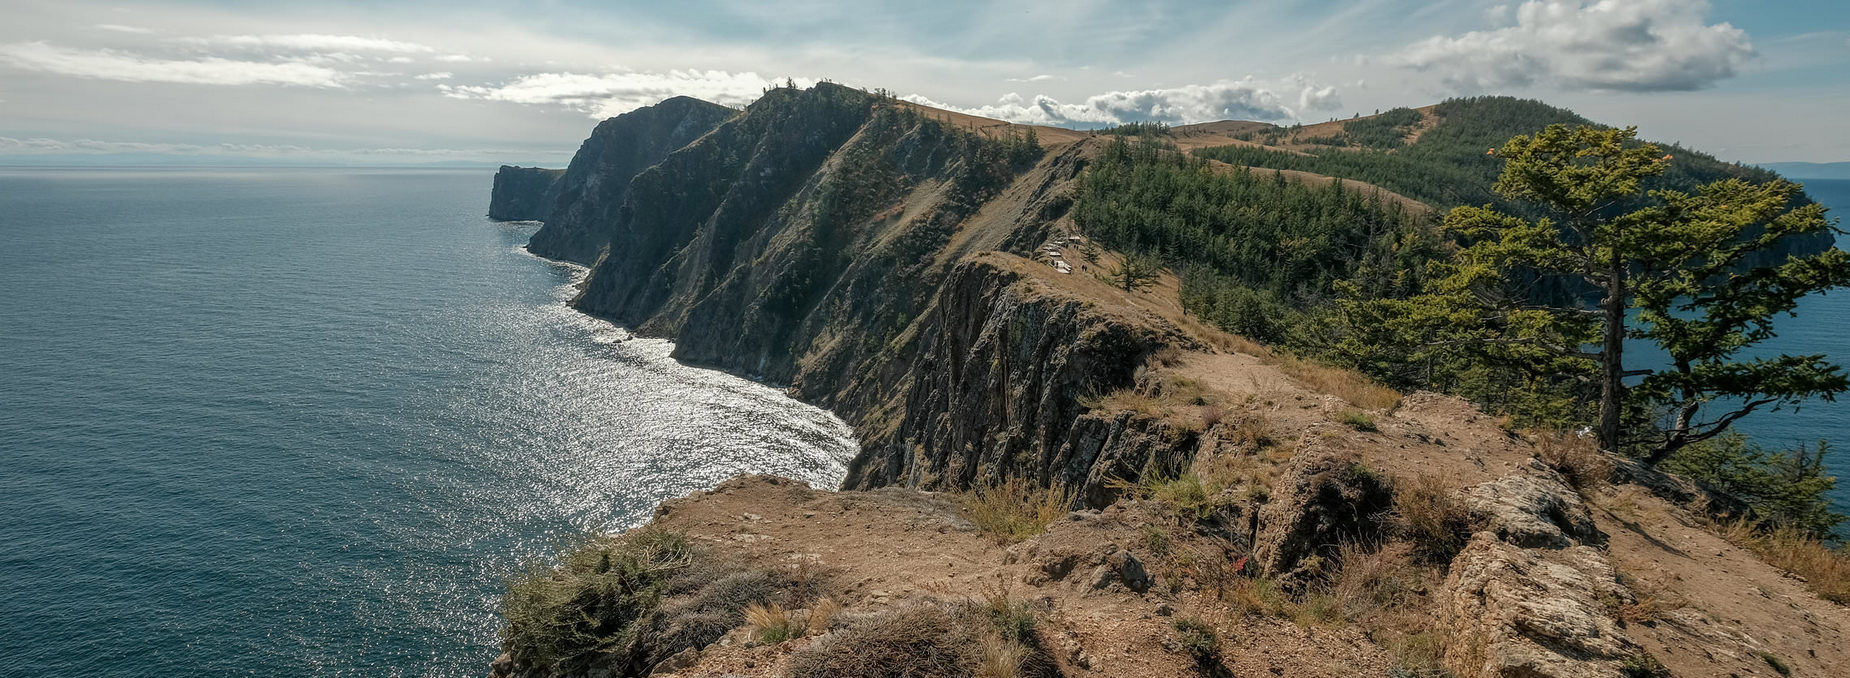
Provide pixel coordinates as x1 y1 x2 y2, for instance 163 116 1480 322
485 86 1848 678
487 166 564 221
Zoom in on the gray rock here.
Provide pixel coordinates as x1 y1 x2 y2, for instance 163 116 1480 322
1468 459 1604 549
1444 532 1639 678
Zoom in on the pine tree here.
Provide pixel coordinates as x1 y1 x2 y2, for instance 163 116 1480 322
1371 124 1850 460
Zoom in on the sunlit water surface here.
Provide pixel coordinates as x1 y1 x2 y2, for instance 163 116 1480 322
0 168 856 677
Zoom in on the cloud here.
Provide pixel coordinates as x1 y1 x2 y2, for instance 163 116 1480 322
905 77 1342 127
433 54 480 63
414 72 453 80
178 33 434 54
1397 0 1753 92
0 42 345 87
440 70 807 118
94 24 154 35
0 135 531 159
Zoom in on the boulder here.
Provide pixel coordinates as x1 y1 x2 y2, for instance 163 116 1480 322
1467 459 1604 549
1443 533 1640 678
1252 450 1394 586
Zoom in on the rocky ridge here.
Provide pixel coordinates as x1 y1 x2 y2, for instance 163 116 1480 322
485 86 1848 678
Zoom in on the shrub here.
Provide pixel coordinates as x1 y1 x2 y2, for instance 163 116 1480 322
1171 617 1226 676
1661 434 1843 538
1389 474 1476 565
499 527 818 675
1338 409 1378 432
1759 651 1792 677
960 477 1071 543
1620 653 1672 678
1533 431 1612 490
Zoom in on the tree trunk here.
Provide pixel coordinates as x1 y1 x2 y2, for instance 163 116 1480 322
1598 247 1626 453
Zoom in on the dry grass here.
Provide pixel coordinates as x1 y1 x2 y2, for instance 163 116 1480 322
1193 324 1401 410
1389 474 1477 565
1533 432 1613 491
744 602 799 644
808 597 843 636
959 477 1072 544
1714 519 1850 604
785 599 1055 678
1276 354 1401 410
977 631 1028 678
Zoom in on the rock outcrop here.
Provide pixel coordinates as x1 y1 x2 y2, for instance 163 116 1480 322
488 166 564 221
1443 462 1641 678
1251 449 1394 586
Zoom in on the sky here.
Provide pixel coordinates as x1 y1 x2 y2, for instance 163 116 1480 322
0 0 1846 166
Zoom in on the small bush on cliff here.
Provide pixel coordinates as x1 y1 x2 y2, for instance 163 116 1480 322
960 477 1071 543
500 527 807 675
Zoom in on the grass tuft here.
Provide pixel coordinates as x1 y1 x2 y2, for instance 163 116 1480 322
1338 409 1378 432
959 477 1071 544
743 602 799 645
1389 474 1476 565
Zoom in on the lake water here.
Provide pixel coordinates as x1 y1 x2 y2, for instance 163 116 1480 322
0 168 857 677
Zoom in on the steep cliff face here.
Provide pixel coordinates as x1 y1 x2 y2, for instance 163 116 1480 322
487 166 564 221
526 96 737 264
553 83 1198 499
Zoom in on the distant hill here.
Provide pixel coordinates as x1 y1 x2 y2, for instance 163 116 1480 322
1761 161 1850 180
1190 97 1791 214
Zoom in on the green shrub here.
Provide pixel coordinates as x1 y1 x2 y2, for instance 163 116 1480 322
1339 409 1378 432
1171 616 1224 675
1660 434 1843 538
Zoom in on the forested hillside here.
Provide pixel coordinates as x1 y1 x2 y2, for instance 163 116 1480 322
1194 97 1793 216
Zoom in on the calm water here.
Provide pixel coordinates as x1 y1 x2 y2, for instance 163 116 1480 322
0 168 857 677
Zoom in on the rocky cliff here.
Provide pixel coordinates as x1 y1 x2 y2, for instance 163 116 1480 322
547 83 1196 500
487 166 564 221
486 86 1850 678
525 96 737 264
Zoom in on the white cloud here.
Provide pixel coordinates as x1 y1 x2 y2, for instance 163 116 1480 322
433 54 480 63
414 72 453 80
94 24 154 35
1397 0 1753 92
905 77 1342 127
0 135 530 159
441 70 806 118
178 33 434 54
0 42 345 87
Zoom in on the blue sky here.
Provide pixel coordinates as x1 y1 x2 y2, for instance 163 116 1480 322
1 0 1846 164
